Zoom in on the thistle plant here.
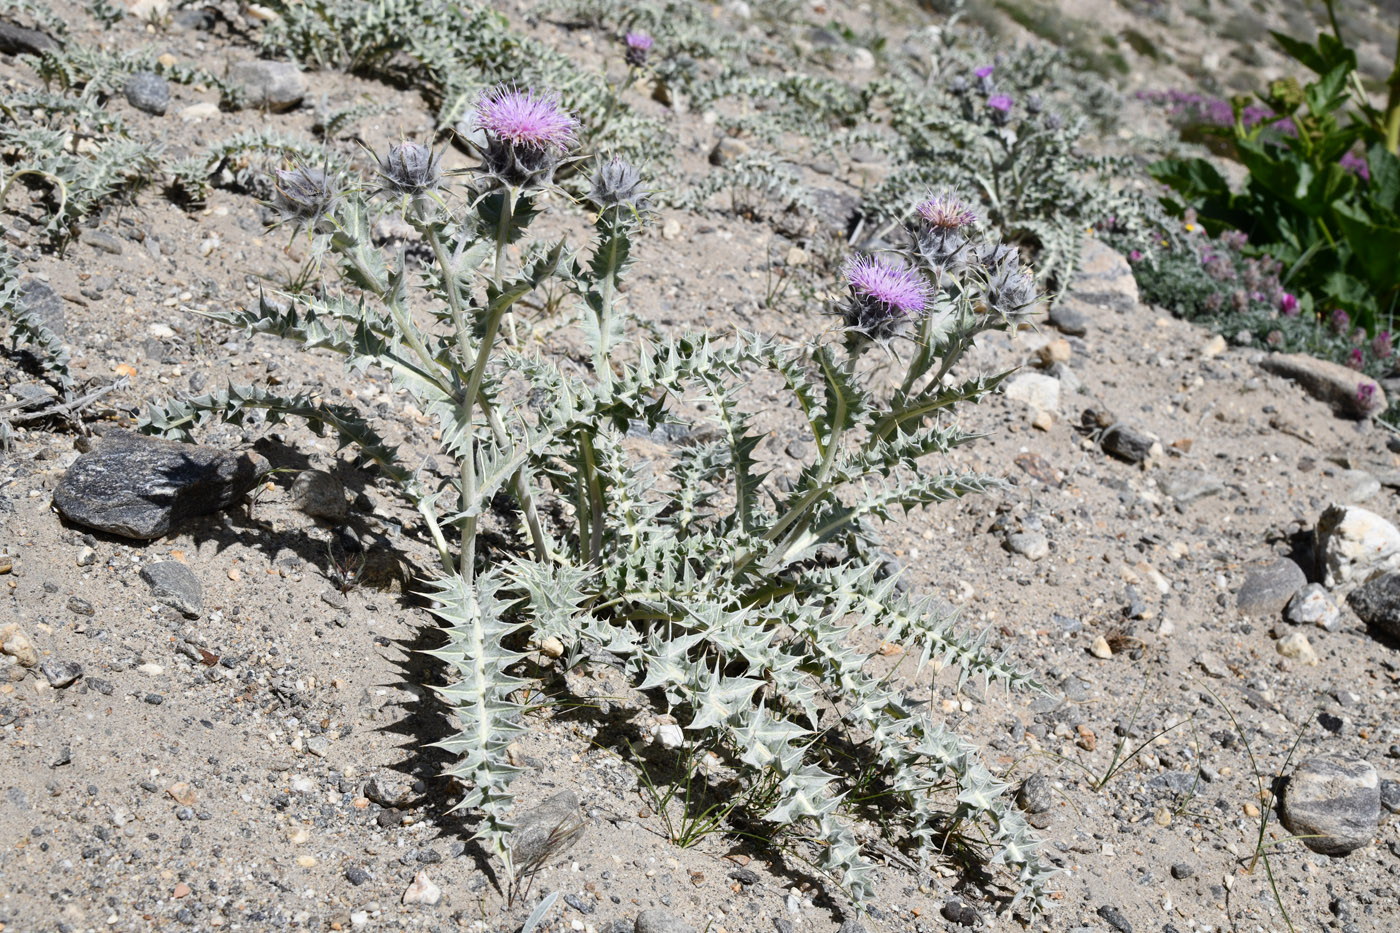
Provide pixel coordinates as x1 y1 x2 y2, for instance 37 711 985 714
140 90 1055 914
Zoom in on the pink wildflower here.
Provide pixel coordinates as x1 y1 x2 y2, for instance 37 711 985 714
1347 347 1365 370
1278 292 1298 316
476 86 578 153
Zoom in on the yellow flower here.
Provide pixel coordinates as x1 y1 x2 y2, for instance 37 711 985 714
1184 223 1196 232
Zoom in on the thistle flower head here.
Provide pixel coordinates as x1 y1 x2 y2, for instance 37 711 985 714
375 140 443 197
974 65 994 79
1373 329 1392 359
976 243 1039 321
475 85 579 187
624 31 653 67
987 94 1013 113
915 192 977 230
1348 347 1365 369
911 191 977 282
477 85 578 151
1358 381 1378 408
1330 308 1350 332
841 253 928 342
587 155 649 211
270 165 340 230
1278 291 1298 316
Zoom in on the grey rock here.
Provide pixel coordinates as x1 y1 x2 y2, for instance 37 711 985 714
1280 757 1380 855
1016 773 1053 813
1258 353 1387 419
808 186 862 238
363 777 409 808
39 659 82 688
1096 905 1133 933
17 278 66 336
1347 572 1400 640
139 561 202 618
291 469 348 522
53 431 269 539
123 72 170 115
836 923 867 933
941 897 980 927
1006 531 1049 561
1341 469 1381 503
1286 584 1341 631
1101 423 1159 464
344 865 371 885
1194 651 1230 679
78 229 123 255
1067 239 1138 311
508 790 585 872
1159 471 1224 505
1170 862 1194 880
228 60 307 111
1380 779 1400 814
0 20 59 56
1048 300 1088 336
634 909 695 933
1235 559 1306 618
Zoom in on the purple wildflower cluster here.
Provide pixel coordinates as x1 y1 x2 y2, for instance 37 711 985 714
475 85 580 187
1137 89 1272 130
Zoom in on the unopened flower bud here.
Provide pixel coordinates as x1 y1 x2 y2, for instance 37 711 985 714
376 141 443 197
588 156 649 211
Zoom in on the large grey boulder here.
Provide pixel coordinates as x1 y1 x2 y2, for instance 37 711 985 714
54 432 269 539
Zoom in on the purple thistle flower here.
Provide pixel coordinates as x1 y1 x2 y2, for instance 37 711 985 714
477 86 578 151
624 31 653 67
987 94 1013 125
841 253 928 341
1278 292 1298 316
974 65 994 78
1347 347 1365 369
1373 329 1392 360
1330 308 1350 333
912 191 977 280
475 85 579 187
915 192 977 230
1358 381 1379 409
1129 249 1143 262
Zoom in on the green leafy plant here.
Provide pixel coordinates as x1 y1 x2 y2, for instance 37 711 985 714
139 93 1054 914
1148 4 1400 334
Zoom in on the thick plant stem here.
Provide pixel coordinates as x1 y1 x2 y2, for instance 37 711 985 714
579 433 606 564
425 225 473 371
593 214 623 387
457 187 517 584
